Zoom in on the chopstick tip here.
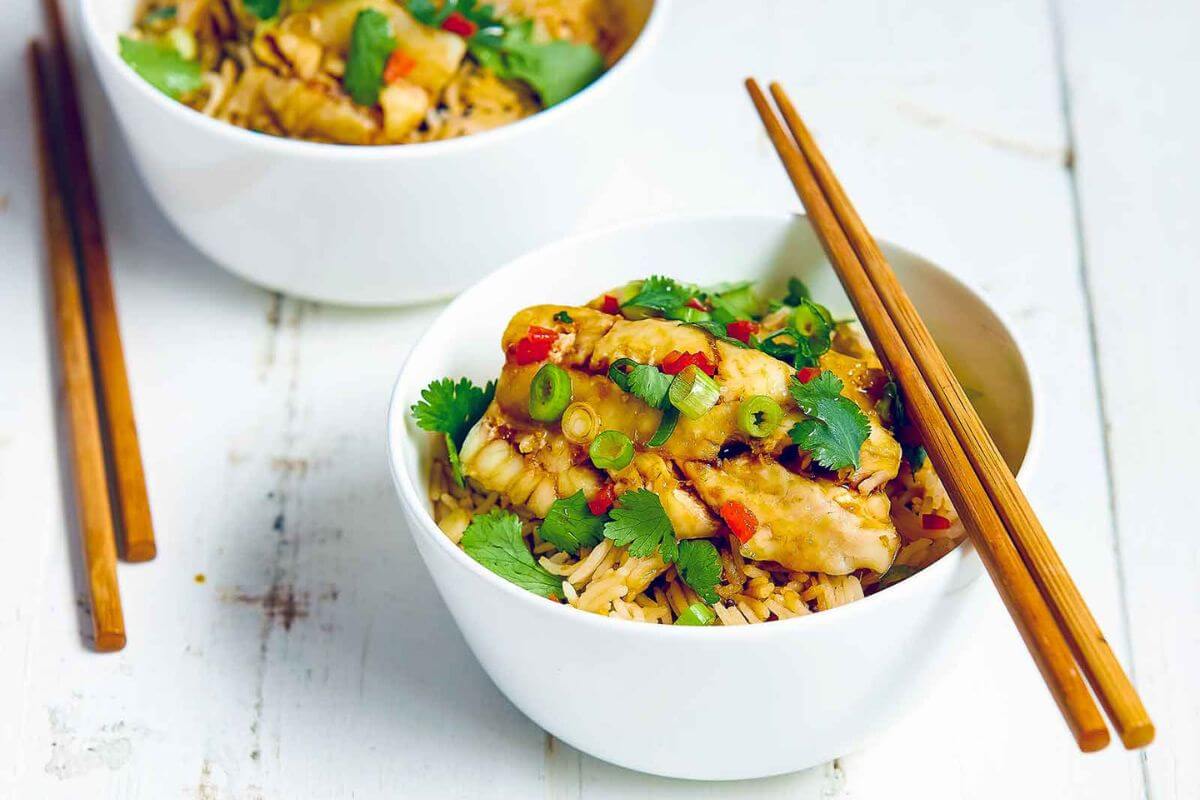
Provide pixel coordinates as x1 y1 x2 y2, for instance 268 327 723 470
95 630 127 653
1120 722 1155 750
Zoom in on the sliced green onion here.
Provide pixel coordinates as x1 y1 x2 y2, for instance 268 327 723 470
529 363 572 422
560 402 600 445
665 306 711 323
668 365 720 420
589 430 634 470
737 395 783 438
165 26 197 60
647 406 679 447
792 301 830 337
674 602 716 626
712 284 762 321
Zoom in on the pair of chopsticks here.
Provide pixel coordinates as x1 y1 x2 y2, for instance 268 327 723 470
745 80 1152 752
29 0 157 653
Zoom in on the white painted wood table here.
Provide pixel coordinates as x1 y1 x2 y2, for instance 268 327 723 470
1 0 1196 797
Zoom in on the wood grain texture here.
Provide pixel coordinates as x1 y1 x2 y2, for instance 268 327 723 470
29 41 125 653
765 81 1152 750
1054 0 1200 793
0 0 1174 796
748 77 1108 752
42 0 155 562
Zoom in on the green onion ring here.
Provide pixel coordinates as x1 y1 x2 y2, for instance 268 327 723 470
589 430 635 471
528 363 572 422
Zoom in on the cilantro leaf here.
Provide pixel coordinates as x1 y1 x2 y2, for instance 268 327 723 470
603 489 678 563
788 373 870 470
471 19 603 107
553 310 573 324
904 444 928 471
344 9 397 106
538 490 607 555
676 539 722 604
411 376 496 486
243 0 280 18
118 36 202 99
758 327 819 368
460 509 563 599
782 277 811 306
876 563 918 590
408 0 503 36
622 275 698 314
627 364 673 408
681 321 751 349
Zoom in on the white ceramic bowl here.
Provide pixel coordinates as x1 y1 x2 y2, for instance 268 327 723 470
80 0 667 306
386 214 1036 780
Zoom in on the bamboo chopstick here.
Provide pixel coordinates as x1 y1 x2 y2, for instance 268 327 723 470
30 41 126 653
745 79 1110 751
763 82 1154 751
42 0 156 562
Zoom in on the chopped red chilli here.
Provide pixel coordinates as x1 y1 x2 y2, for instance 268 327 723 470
441 11 477 37
725 320 759 344
588 483 616 516
601 294 621 314
686 297 710 312
661 350 717 377
513 325 557 365
796 366 821 384
719 500 758 543
922 513 952 531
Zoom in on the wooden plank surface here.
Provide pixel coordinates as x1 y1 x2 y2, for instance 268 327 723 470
0 0 1185 796
1053 1 1200 797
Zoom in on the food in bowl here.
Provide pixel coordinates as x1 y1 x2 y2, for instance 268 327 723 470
119 0 624 144
413 274 966 625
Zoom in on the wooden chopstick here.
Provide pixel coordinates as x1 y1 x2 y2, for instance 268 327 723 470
42 0 156 562
764 82 1154 751
745 78 1110 751
30 41 126 653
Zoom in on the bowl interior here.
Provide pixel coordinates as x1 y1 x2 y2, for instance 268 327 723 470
389 213 1034 599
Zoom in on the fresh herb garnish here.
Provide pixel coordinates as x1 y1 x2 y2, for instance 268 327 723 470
460 509 562 598
876 563 917 590
344 9 397 106
607 358 672 409
408 0 505 44
621 275 699 314
143 5 178 22
782 277 811 306
243 0 281 18
411 376 496 486
877 380 927 470
787 372 870 470
118 36 202 98
603 489 678 563
758 327 819 368
676 539 722 604
471 19 603 106
538 490 607 554
553 310 573 324
906 445 928 471
792 299 833 355
681 320 751 349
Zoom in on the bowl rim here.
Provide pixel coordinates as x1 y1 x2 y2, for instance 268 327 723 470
79 0 670 161
386 211 1040 638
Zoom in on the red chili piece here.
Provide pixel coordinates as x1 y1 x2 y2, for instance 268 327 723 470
686 297 710 312
601 294 621 315
383 50 417 83
719 500 758 544
725 320 759 344
513 325 557 365
441 11 477 37
922 513 952 531
660 350 717 377
796 366 821 384
588 484 616 516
